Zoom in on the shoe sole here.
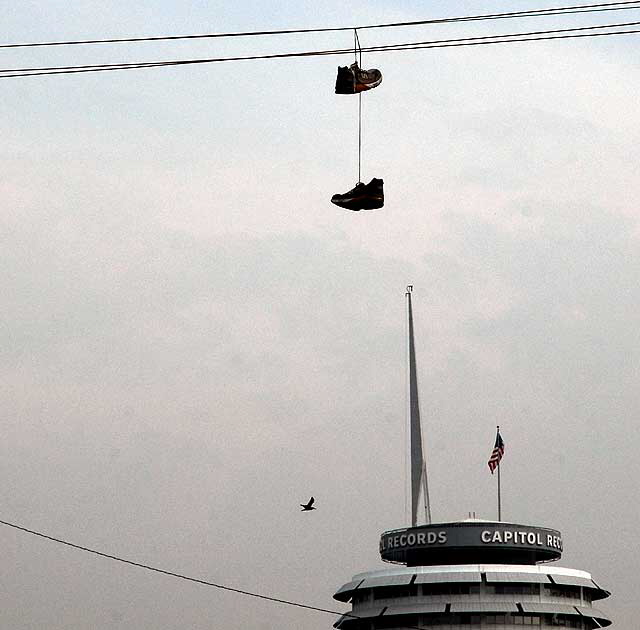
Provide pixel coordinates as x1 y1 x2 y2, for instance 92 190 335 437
331 194 384 211
354 77 382 92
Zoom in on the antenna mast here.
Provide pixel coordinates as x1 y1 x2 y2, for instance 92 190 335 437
406 286 432 526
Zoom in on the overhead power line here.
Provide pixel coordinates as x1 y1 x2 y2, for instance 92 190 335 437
1 1 640 49
2 19 640 79
0 517 432 630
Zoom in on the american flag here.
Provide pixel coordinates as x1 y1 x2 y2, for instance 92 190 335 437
488 430 504 474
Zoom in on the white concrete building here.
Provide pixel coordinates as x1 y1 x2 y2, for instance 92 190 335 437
333 520 611 629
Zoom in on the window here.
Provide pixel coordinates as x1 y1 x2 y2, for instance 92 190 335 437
372 585 418 600
421 583 480 596
351 590 369 604
545 614 585 628
484 614 507 624
543 584 581 599
492 583 539 595
511 615 543 625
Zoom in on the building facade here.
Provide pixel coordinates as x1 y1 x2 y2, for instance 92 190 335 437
333 520 611 629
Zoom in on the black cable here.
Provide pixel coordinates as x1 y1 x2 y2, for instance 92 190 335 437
2 19 640 79
365 17 640 51
0 47 346 77
358 93 363 183
0 518 344 616
5 18 639 74
0 517 432 630
355 29 363 183
1 1 640 49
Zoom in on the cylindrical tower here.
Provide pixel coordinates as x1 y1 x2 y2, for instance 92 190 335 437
335 290 612 628
333 519 611 628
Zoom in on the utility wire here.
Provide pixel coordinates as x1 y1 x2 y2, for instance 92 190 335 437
5 18 640 74
365 17 640 51
355 30 363 184
0 517 433 630
1 1 640 49
2 19 640 79
0 517 344 616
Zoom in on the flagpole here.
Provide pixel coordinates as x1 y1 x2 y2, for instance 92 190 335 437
496 425 502 521
497 461 502 521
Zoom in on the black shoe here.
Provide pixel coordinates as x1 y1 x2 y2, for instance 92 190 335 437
331 178 384 211
335 65 355 94
335 63 382 94
351 62 382 93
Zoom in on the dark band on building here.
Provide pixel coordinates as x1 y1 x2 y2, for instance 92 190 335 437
380 522 563 566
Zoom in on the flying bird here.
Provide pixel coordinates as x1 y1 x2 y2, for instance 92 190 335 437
300 497 316 511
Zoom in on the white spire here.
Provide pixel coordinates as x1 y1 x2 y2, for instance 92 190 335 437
406 286 431 526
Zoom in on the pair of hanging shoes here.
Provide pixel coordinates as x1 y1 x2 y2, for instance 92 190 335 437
335 61 383 94
331 178 384 211
332 60 384 210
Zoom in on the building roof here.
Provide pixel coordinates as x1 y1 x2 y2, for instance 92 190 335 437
334 564 610 603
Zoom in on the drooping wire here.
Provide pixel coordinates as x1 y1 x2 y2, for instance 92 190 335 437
0 517 434 630
2 21 640 79
2 1 640 49
353 30 357 65
365 17 640 52
0 517 343 615
355 30 363 67
358 93 362 183
355 29 363 183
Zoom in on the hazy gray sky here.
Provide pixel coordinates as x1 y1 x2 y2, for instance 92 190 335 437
2 2 638 628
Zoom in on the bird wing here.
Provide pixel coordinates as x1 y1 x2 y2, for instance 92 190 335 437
308 497 314 506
